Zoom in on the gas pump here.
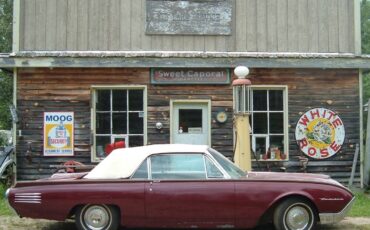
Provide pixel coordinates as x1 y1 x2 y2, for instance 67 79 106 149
233 66 252 171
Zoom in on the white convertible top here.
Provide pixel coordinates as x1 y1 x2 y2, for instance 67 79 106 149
84 144 209 179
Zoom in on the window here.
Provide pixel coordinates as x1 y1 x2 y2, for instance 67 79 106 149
178 109 202 133
150 153 207 180
208 148 246 179
131 159 148 179
93 87 146 161
205 157 224 178
250 88 287 161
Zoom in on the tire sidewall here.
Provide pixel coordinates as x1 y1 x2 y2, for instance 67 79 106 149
76 204 119 230
273 199 317 230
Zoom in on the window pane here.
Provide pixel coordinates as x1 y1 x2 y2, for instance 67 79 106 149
129 113 143 134
205 157 224 178
113 90 127 111
96 113 110 134
131 159 148 179
269 90 283 111
112 112 127 134
270 113 284 133
270 136 284 150
253 113 268 134
269 136 285 160
151 154 206 180
129 90 143 111
129 136 143 147
253 90 267 111
255 137 266 155
179 109 202 133
96 90 110 111
96 136 111 158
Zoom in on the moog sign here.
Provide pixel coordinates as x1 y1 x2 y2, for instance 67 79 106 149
43 112 74 156
45 114 73 122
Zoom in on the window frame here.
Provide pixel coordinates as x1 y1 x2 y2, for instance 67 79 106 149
250 85 289 161
91 85 147 162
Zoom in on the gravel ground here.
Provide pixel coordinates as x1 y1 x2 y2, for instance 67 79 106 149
1 216 370 230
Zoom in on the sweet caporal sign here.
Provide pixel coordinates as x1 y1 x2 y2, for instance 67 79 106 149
295 108 345 159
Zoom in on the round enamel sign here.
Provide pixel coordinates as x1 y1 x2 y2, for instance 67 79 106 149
295 108 345 159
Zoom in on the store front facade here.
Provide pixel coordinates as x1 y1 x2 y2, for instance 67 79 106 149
12 65 361 183
1 0 368 184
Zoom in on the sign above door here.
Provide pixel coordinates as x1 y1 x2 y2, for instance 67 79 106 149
151 68 230 85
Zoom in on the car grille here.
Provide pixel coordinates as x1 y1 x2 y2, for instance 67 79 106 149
14 193 41 204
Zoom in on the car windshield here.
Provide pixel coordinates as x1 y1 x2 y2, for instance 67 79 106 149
207 148 246 179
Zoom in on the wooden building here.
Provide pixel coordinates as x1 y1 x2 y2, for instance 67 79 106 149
0 0 369 184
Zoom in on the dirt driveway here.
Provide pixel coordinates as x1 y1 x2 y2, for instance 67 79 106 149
0 216 370 230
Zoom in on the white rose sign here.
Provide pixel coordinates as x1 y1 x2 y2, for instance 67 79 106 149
295 108 345 159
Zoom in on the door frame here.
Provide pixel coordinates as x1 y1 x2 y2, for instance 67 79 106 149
170 99 211 146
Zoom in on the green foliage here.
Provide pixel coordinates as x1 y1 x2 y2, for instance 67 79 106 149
0 131 9 146
362 0 370 54
0 184 12 216
362 1 370 143
0 0 12 130
349 191 370 217
0 72 12 130
0 0 12 53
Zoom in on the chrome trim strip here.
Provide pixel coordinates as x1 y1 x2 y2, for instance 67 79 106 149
319 197 356 225
15 193 41 196
14 201 41 204
15 196 41 198
14 193 42 204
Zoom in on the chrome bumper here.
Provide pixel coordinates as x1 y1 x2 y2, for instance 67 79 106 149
319 197 355 225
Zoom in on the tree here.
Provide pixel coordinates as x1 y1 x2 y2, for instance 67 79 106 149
0 0 12 130
362 0 370 104
362 0 370 54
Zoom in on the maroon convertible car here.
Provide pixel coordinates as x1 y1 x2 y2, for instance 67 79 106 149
6 144 354 230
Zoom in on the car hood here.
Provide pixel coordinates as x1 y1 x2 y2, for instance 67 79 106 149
246 171 342 186
247 171 329 180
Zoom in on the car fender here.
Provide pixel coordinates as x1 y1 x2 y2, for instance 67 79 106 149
266 190 317 212
0 159 14 175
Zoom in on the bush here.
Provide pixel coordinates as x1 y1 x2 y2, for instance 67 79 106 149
0 131 10 146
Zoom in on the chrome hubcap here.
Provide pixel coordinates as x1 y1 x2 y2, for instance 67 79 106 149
285 205 310 230
83 205 110 230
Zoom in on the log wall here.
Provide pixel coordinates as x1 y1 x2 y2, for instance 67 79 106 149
16 68 360 183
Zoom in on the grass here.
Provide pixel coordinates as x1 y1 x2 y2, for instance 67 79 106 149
349 191 370 217
0 184 13 216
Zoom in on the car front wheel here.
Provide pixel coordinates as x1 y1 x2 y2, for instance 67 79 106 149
273 198 317 230
76 204 119 230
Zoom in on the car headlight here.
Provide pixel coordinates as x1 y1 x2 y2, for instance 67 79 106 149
5 188 10 200
4 188 18 215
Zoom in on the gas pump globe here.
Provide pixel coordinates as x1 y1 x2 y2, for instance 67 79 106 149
233 66 251 113
233 66 252 171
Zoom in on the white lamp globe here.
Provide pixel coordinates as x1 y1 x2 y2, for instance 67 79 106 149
234 66 249 79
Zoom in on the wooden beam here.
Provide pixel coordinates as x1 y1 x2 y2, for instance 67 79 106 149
0 55 369 69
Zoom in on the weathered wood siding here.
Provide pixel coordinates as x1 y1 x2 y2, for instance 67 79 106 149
18 0 356 53
16 68 234 180
249 69 360 184
16 68 360 183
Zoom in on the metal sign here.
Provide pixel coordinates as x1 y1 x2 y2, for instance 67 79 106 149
295 108 345 159
146 0 232 35
151 68 230 85
44 112 74 156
